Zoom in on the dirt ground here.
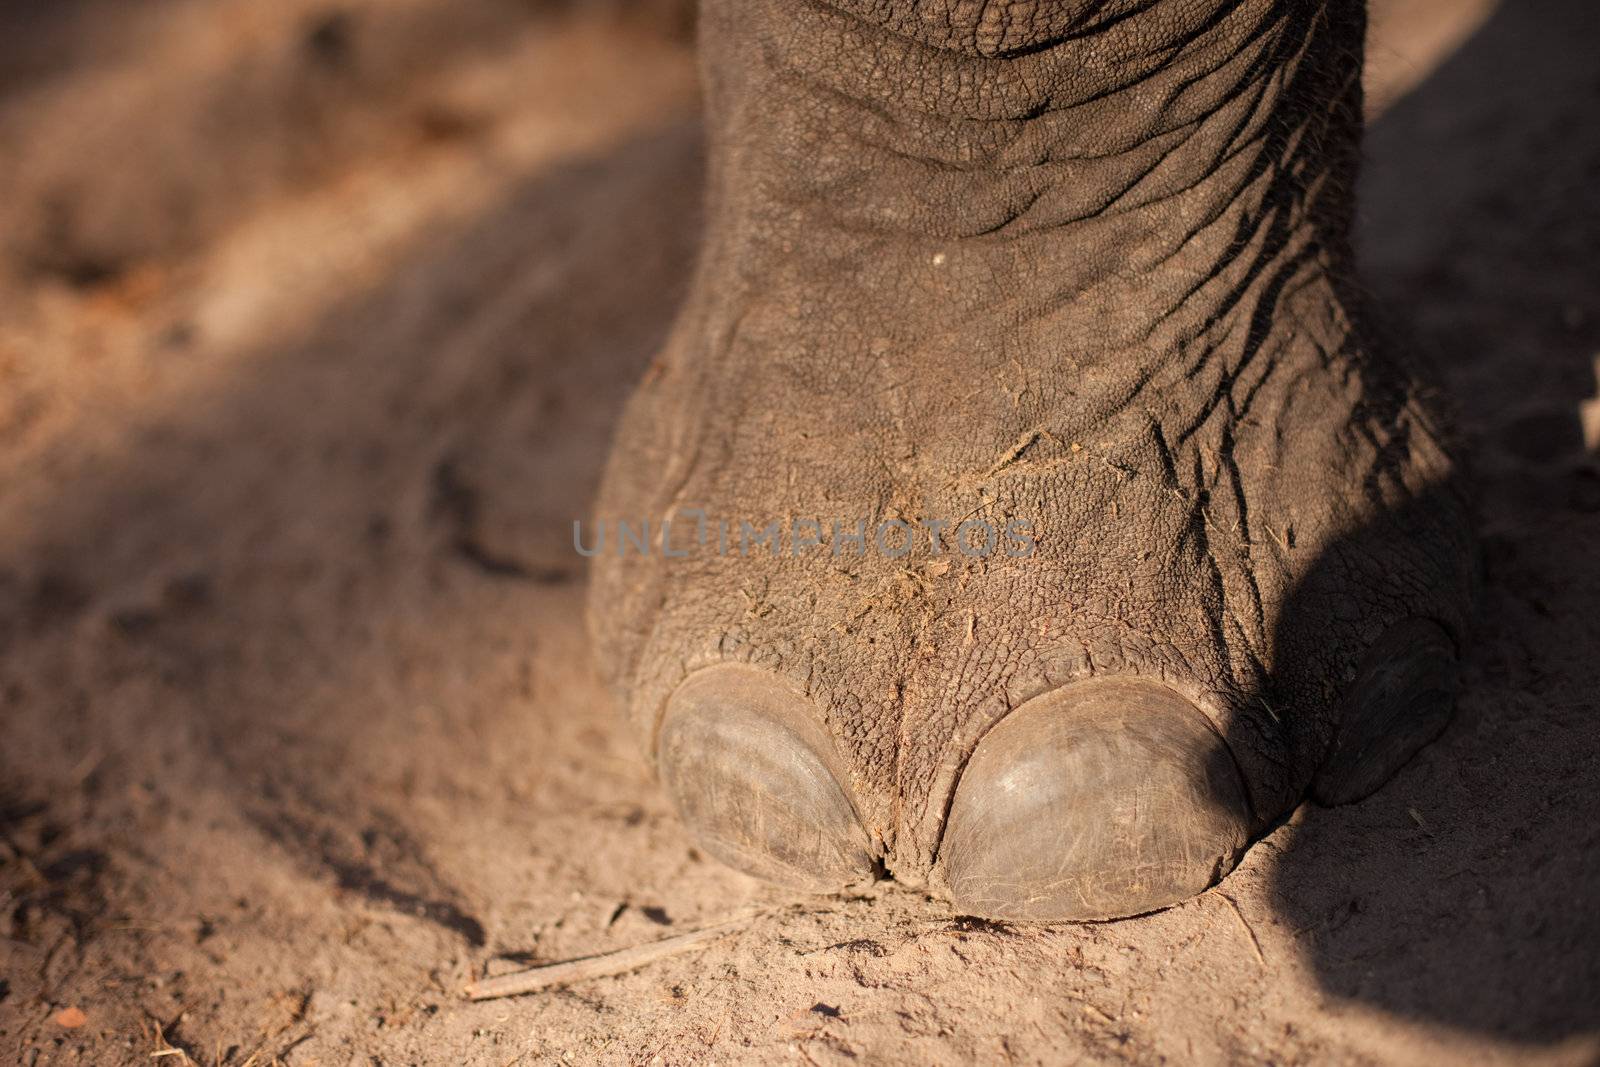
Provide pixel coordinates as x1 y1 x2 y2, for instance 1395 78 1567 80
1 1 1597 1064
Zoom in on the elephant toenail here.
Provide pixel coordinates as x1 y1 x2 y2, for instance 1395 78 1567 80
940 678 1252 922
657 664 878 891
1311 619 1460 806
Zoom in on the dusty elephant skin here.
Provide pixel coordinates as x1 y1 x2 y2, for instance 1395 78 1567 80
589 0 1476 920
5 0 1600 1062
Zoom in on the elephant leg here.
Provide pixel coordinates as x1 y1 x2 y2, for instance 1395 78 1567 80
588 0 1475 921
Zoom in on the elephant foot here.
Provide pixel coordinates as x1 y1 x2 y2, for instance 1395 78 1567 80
585 0 1476 921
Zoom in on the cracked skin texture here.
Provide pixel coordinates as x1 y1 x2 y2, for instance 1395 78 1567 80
587 0 1475 917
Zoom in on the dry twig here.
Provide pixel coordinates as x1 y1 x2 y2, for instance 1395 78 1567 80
464 916 758 1001
1221 893 1266 968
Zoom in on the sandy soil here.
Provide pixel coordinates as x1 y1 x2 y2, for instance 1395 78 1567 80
1 1 1597 1064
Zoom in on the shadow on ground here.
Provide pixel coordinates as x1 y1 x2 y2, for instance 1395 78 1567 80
0 98 708 1057
1263 0 1600 1043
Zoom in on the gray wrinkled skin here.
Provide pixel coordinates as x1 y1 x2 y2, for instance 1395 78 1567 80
588 0 1476 913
